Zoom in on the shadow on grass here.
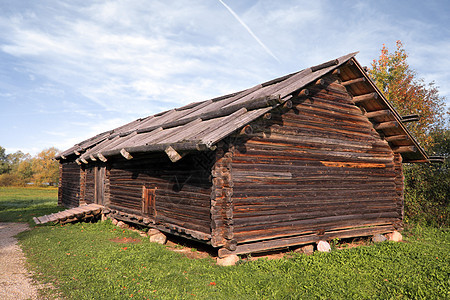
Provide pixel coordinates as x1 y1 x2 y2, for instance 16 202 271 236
0 187 62 225
0 204 64 226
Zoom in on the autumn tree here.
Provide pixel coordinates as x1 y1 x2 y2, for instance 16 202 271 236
31 147 60 186
369 41 447 149
16 159 34 184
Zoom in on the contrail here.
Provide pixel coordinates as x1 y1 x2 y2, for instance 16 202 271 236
218 0 280 63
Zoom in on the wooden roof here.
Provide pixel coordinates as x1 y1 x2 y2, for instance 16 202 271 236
56 52 428 164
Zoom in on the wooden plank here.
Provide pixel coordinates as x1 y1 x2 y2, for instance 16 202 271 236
233 218 398 244
70 207 87 218
218 225 395 257
232 206 398 227
37 215 50 224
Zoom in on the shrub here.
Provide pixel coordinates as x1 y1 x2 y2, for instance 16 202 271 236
0 173 25 187
404 128 449 227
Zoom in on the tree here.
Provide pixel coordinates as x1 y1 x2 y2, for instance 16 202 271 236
31 147 60 186
369 41 447 149
8 151 31 173
404 128 449 227
0 146 11 174
16 159 34 184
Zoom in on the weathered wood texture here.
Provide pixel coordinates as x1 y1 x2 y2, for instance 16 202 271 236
393 153 404 228
107 152 213 237
210 142 234 248
59 162 81 208
57 164 63 206
84 166 95 204
228 73 400 245
34 204 103 225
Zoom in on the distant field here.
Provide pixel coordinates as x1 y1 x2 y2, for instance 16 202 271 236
0 187 61 224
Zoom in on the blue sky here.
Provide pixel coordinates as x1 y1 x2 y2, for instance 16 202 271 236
1 0 449 155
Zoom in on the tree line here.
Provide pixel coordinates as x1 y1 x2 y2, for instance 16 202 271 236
0 146 59 187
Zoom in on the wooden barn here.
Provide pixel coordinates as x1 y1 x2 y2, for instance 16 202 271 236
55 53 428 257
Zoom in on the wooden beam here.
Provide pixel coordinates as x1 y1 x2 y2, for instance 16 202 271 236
120 149 133 160
165 146 184 163
225 239 238 251
385 135 408 142
428 156 445 163
239 125 253 136
297 89 309 97
283 100 293 109
89 154 97 161
393 146 416 153
365 109 391 119
97 153 107 162
218 225 395 257
374 121 399 130
342 77 366 87
74 150 81 156
402 114 420 119
310 59 339 72
401 114 420 123
263 113 272 120
332 69 341 75
353 92 378 104
315 79 325 86
80 157 88 164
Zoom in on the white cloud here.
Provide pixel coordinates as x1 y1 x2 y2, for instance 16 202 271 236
1 0 253 116
1 0 449 154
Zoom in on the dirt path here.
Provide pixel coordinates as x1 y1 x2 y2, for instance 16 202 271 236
0 222 41 300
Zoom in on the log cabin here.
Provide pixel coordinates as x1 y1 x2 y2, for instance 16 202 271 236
55 53 428 257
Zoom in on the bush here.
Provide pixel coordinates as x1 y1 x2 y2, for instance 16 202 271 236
404 129 449 227
0 173 25 187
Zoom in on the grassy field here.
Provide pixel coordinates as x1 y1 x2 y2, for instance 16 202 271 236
1 187 449 299
0 186 62 225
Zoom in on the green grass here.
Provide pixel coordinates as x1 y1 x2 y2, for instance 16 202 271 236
18 222 449 299
0 186 62 225
2 187 449 299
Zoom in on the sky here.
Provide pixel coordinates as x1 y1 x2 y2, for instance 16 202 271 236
1 0 449 156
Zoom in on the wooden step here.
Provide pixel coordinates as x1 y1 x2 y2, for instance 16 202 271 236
33 204 105 225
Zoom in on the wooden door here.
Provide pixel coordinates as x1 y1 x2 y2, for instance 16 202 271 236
95 166 106 205
142 186 157 217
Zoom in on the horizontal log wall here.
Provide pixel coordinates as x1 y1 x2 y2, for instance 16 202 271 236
230 73 399 244
108 152 213 236
59 162 81 208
